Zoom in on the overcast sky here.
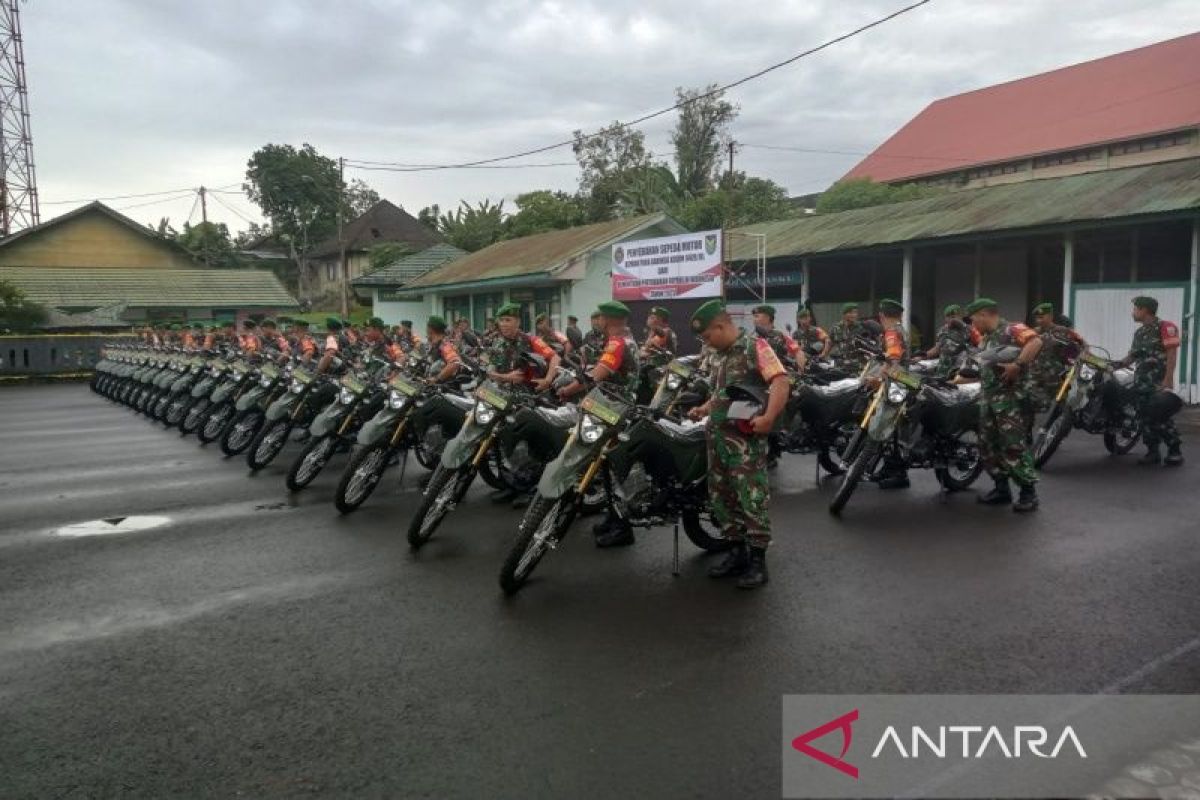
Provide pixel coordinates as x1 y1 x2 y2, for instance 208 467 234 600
22 0 1200 234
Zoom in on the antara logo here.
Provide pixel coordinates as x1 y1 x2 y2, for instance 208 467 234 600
791 711 1088 779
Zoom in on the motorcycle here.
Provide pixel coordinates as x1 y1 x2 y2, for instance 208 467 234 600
1032 349 1142 467
497 382 730 594
645 355 710 422
829 365 983 515
218 357 294 456
179 353 233 436
284 360 391 491
195 355 258 444
161 353 210 428
245 358 340 470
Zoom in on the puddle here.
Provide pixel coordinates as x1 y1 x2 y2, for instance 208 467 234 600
53 515 172 538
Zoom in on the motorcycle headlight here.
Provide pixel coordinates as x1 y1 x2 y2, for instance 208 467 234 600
474 402 496 426
290 379 304 393
210 368 220 377
580 413 604 444
665 374 683 391
261 374 274 388
1078 365 1096 382
339 388 355 405
886 382 909 404
388 390 405 410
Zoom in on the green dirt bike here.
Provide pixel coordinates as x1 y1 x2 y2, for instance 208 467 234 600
219 359 297 456
497 383 731 595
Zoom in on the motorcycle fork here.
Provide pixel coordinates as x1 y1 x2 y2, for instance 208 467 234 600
388 417 409 447
1054 365 1076 404
576 442 614 495
336 408 356 436
470 429 497 468
859 383 885 429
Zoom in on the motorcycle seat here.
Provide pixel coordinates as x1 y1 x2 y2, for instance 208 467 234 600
810 378 861 399
536 405 579 428
923 382 980 407
654 418 708 443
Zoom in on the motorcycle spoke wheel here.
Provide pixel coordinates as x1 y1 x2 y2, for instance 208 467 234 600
499 495 574 594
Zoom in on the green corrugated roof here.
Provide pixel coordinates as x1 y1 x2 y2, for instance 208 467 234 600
0 266 298 309
405 213 678 290
729 157 1200 260
352 243 468 288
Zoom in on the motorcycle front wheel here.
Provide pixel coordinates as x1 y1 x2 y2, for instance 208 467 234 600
407 465 475 549
247 419 292 470
286 434 337 491
179 397 210 436
829 441 881 516
1033 404 1071 468
220 408 265 456
334 442 391 513
499 493 577 594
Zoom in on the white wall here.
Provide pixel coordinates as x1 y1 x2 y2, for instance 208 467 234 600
1074 285 1187 393
567 220 686 320
372 291 432 329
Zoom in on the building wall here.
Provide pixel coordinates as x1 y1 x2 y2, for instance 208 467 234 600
0 212 195 269
372 290 433 330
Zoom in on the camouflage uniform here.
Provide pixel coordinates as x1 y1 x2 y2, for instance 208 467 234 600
1030 324 1084 411
581 327 608 365
978 320 1039 486
757 326 799 365
596 332 641 402
1128 318 1183 450
828 320 866 372
931 319 971 379
641 325 677 368
706 332 787 548
794 324 828 357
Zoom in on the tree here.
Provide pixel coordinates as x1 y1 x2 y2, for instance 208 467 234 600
503 191 588 238
0 279 47 332
671 84 738 197
436 200 506 252
615 165 687 218
572 122 652 221
677 175 792 230
815 177 944 214
417 204 441 234
344 178 381 218
366 241 416 274
173 221 243 268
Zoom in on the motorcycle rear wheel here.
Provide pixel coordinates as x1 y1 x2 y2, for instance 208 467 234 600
934 431 983 491
500 493 576 594
681 510 734 552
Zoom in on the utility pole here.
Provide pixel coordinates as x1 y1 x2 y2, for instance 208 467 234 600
199 186 208 224
727 140 736 178
0 1 40 236
337 157 348 318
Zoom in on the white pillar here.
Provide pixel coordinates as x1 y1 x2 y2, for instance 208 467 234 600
1062 232 1074 319
901 246 914 333
800 258 811 305
1188 217 1199 402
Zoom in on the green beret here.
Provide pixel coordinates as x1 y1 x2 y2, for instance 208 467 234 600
841 302 859 314
277 315 293 324
752 304 776 319
259 318 277 328
649 306 670 320
366 317 385 329
401 320 414 327
943 304 963 317
589 310 602 319
965 298 998 315
495 303 521 319
427 315 448 333
1032 302 1054 316
597 300 630 318
191 321 205 330
535 312 549 324
341 319 352 328
217 318 235 327
243 319 258 329
325 317 343 331
879 298 903 314
1132 296 1158 313
796 308 812 319
690 299 726 333
293 318 311 329
168 323 181 331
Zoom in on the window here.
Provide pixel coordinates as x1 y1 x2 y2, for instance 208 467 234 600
965 162 1024 180
1032 148 1104 169
326 261 337 281
1109 131 1193 157
443 295 471 327
472 293 503 331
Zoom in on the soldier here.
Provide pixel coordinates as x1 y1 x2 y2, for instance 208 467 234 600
483 303 561 506
924 304 972 379
564 315 583 351
1030 302 1086 412
317 317 345 374
361 317 403 363
452 317 480 352
240 319 262 354
684 300 788 589
1119 296 1184 466
828 302 866 372
558 301 643 546
292 319 318 364
396 320 421 353
751 304 802 367
535 312 573 357
640 306 677 367
259 318 290 356
794 308 829 359
967 298 1043 512
874 299 913 490
424 316 464 384
581 311 607 365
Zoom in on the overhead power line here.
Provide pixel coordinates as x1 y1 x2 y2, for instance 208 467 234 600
113 191 198 212
41 182 242 207
342 0 932 173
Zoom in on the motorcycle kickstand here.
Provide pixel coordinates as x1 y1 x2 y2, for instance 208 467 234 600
397 449 409 486
672 517 680 577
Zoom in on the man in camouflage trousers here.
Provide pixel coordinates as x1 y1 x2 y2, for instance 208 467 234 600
1120 296 1184 466
828 302 866 373
687 300 789 589
1029 302 1086 413
967 298 1044 513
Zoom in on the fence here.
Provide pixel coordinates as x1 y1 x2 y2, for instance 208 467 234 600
0 334 136 375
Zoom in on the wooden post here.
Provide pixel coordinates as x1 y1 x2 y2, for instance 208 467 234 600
1062 231 1075 319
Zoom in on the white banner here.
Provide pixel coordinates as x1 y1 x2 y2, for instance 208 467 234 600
611 230 722 301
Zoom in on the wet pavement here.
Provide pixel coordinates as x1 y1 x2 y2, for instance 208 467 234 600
1 384 1198 798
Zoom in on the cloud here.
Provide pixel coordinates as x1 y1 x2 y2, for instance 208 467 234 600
20 0 1200 230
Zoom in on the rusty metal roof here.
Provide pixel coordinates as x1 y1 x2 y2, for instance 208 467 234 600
405 213 675 290
730 158 1200 261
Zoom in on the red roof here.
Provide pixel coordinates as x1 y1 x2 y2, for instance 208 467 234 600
843 32 1200 184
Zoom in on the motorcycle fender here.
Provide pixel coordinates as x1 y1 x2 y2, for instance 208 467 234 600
210 381 236 404
356 406 399 447
235 386 266 412
1066 380 1089 412
868 402 902 441
308 400 345 438
536 433 600 499
191 377 215 398
440 416 489 469
170 375 192 393
266 392 298 422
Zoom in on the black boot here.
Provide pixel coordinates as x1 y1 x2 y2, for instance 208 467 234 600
1165 445 1184 467
737 547 769 589
707 543 748 578
489 487 517 503
977 475 1012 505
595 513 635 548
1138 445 1162 465
1013 482 1039 513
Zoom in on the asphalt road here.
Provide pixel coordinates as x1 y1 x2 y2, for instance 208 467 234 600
1 384 1198 799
